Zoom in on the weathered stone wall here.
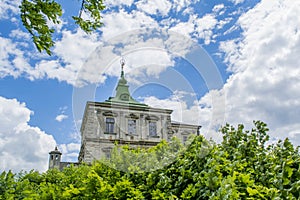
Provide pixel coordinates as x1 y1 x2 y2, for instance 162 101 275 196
78 102 201 163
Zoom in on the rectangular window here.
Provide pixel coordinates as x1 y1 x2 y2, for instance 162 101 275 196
149 121 157 137
105 152 111 159
128 119 136 135
105 117 115 133
183 135 188 144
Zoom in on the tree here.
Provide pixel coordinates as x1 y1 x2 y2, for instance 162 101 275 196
143 121 300 199
1 121 299 199
19 0 105 55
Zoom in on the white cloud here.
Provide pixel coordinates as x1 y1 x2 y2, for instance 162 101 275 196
216 17 233 29
229 0 245 5
55 106 68 122
168 12 221 45
193 14 218 45
133 0 300 147
101 9 159 41
0 37 23 78
58 143 80 162
122 49 174 77
0 0 21 20
136 0 172 16
142 91 200 124
211 0 300 146
32 29 102 86
80 42 175 86
55 114 68 122
144 95 186 123
9 29 30 40
46 15 66 33
0 96 56 172
171 0 198 12
212 4 225 13
169 17 195 37
77 27 198 86
0 36 40 80
104 0 134 7
0 0 220 88
53 29 100 69
142 89 225 142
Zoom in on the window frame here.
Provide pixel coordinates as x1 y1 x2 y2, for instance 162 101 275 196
105 117 115 134
149 121 157 137
128 119 137 135
183 135 188 144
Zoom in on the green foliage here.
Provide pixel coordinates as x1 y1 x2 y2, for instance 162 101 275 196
103 137 184 173
1 121 299 199
73 0 105 33
0 171 16 199
20 0 62 55
19 0 105 55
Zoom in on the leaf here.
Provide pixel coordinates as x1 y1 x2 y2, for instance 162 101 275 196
20 0 62 55
247 187 258 196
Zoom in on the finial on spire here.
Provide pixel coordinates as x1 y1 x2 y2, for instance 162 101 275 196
120 57 125 77
120 57 125 68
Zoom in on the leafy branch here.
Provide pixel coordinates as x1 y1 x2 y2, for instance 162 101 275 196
19 0 105 55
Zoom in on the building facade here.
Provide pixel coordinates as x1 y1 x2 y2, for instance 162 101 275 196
49 62 201 169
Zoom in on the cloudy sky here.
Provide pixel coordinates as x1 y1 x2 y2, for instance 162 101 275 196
1 0 300 172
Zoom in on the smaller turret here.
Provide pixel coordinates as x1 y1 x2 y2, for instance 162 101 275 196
48 147 62 170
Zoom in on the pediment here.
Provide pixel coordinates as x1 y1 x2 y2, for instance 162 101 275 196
102 111 118 117
145 115 159 121
126 113 139 119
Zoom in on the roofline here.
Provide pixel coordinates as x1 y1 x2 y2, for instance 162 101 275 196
86 101 173 114
171 121 202 128
80 101 174 133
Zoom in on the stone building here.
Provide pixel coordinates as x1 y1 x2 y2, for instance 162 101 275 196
49 61 201 169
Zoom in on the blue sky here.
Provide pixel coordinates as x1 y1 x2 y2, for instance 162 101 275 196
1 0 300 172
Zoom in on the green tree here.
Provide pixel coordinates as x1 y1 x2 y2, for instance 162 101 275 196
19 0 105 55
0 171 17 199
140 121 300 199
1 121 299 199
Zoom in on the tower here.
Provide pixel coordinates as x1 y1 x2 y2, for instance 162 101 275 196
78 58 201 163
47 57 200 170
48 147 62 169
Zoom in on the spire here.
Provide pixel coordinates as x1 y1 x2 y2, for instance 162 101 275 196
103 57 148 107
118 57 127 85
120 57 125 78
